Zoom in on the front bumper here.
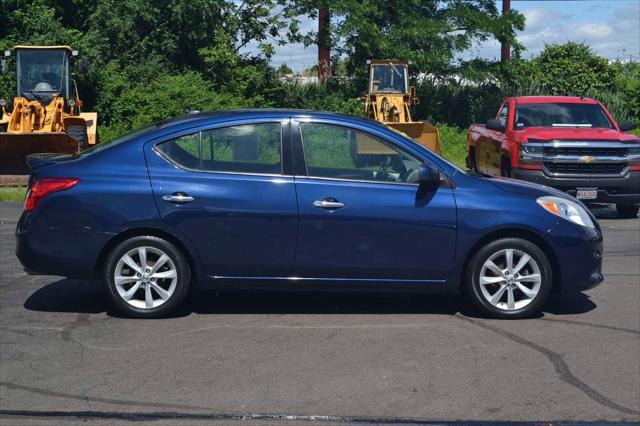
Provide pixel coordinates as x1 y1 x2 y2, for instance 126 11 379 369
544 218 604 292
512 168 640 205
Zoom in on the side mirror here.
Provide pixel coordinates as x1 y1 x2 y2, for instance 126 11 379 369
76 58 89 74
418 163 440 188
486 119 506 132
619 120 635 132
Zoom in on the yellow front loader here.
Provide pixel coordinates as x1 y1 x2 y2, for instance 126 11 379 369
0 46 97 175
360 60 440 154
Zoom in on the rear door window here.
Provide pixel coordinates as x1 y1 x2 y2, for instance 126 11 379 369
156 123 282 175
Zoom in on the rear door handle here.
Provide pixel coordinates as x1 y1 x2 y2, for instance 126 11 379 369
162 192 195 204
313 199 344 210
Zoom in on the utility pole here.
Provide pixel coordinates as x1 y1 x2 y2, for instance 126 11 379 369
501 0 511 63
318 6 331 80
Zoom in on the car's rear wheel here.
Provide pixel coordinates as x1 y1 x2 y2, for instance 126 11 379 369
105 236 190 318
465 238 552 319
616 204 639 219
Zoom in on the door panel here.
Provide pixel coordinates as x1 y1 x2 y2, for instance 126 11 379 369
292 121 457 282
145 121 298 277
294 178 457 280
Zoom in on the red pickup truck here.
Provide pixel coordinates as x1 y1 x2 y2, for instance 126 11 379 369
467 96 640 218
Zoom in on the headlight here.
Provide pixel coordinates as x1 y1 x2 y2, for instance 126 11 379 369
519 142 543 165
537 196 595 228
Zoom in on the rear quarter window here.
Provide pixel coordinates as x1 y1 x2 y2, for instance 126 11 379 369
155 123 282 175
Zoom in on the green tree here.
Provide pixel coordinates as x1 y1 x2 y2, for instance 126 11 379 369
277 63 293 75
291 0 524 80
533 42 616 95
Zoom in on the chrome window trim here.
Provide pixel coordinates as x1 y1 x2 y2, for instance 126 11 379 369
294 174 421 187
152 121 289 178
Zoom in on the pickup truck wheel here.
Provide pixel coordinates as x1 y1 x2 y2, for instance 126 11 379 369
500 157 512 177
467 148 478 172
616 204 639 219
104 236 191 318
465 238 552 319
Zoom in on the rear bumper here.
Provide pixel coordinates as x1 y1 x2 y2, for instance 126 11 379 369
15 211 106 279
512 168 640 205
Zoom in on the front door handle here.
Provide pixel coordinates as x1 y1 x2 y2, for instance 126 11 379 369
313 198 344 210
162 192 195 204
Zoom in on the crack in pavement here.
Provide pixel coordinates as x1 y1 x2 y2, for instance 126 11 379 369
455 314 640 416
0 382 212 412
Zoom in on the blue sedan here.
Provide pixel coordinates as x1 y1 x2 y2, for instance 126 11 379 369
16 110 604 318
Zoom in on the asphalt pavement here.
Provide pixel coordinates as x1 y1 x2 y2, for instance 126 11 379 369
0 201 638 425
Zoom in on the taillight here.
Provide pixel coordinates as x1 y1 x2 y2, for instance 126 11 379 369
25 178 80 212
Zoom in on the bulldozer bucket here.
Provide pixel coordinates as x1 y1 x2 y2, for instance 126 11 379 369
387 122 441 154
0 133 79 175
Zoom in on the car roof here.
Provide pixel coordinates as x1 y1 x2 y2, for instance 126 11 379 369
154 109 387 130
513 96 599 104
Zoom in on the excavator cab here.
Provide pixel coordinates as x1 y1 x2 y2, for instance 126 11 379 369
16 47 70 104
361 60 440 154
369 61 408 94
0 46 97 177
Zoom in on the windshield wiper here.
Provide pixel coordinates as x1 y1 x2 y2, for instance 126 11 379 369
551 123 592 128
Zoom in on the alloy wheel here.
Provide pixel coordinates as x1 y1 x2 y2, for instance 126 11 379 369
114 246 178 310
478 248 542 311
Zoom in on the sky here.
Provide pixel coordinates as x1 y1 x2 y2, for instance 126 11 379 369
263 0 640 72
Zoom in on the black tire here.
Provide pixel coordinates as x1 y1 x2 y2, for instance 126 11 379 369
467 147 478 172
500 156 512 177
104 236 191 318
616 204 639 219
465 238 552 319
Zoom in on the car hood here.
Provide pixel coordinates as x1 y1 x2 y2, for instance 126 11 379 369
518 127 638 142
487 176 569 199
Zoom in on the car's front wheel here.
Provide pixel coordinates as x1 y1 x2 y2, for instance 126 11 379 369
465 238 552 319
104 236 190 318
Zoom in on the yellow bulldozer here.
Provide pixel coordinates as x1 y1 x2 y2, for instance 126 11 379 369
0 45 97 176
360 59 441 154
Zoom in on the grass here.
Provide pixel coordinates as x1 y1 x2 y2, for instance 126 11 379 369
0 186 26 202
438 124 468 168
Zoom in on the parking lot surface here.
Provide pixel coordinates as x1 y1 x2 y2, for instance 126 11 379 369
1 201 639 425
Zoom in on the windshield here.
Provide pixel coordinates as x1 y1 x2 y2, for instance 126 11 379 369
514 103 613 129
370 64 407 94
16 49 70 102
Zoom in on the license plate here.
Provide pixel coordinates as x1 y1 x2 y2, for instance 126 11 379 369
576 188 598 200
